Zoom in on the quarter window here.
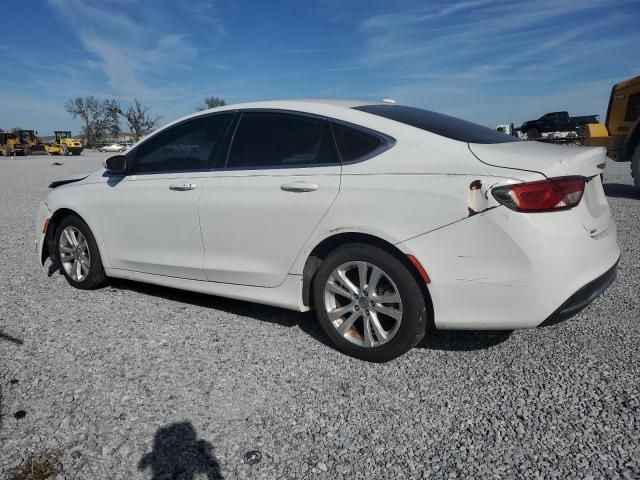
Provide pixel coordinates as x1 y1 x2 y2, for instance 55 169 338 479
129 114 232 174
331 123 383 162
227 112 337 168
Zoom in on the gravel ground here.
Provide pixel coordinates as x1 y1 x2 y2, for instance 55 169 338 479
1 151 639 480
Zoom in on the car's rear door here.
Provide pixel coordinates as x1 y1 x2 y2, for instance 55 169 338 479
98 113 233 280
198 111 341 287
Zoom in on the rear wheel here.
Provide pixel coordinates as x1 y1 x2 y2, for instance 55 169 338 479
313 243 428 362
54 215 107 290
632 142 640 189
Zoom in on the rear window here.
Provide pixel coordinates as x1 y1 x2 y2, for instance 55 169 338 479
354 104 519 144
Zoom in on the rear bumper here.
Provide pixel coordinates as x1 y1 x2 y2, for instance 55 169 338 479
539 259 618 327
397 205 620 330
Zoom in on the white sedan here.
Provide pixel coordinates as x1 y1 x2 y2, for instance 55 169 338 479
99 143 127 153
35 100 619 361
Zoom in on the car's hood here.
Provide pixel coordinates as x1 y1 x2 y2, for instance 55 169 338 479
469 141 607 178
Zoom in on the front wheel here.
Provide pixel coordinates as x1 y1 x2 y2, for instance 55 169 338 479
313 243 428 362
54 215 107 290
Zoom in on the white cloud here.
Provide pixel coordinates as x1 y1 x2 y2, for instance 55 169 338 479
48 0 205 101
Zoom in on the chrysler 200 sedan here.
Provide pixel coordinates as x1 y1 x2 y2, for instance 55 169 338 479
35 100 620 362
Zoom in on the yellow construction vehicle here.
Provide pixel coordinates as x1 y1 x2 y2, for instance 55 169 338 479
17 129 47 155
0 131 26 156
583 75 640 188
44 131 84 156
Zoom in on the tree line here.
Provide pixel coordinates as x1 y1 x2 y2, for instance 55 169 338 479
64 96 226 146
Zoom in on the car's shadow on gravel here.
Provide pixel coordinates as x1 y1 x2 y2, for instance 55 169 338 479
108 279 333 348
108 279 511 353
417 329 511 351
603 182 640 199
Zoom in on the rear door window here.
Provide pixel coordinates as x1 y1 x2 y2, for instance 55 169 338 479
354 105 519 144
227 112 338 169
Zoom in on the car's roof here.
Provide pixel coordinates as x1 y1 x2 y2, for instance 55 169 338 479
213 98 385 111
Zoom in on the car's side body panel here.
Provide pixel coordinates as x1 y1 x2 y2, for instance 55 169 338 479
42 178 112 269
97 172 209 280
199 166 341 287
104 267 309 312
398 201 619 329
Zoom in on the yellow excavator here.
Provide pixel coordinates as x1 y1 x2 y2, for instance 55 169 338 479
583 75 640 188
44 131 84 156
0 131 26 156
17 129 47 155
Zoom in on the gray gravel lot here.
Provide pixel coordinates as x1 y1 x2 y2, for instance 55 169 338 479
1 151 639 479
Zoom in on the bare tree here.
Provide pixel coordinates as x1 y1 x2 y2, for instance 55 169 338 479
121 99 161 142
197 96 226 111
64 97 121 146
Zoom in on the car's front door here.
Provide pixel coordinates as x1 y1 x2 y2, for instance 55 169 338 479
99 113 233 280
198 111 341 287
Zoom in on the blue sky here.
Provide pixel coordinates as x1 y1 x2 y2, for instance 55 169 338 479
1 0 639 135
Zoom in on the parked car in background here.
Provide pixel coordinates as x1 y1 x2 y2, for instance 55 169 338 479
520 111 599 138
99 143 127 153
35 100 619 361
496 123 518 136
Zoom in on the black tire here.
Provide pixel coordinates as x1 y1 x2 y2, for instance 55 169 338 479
632 142 640 189
54 215 108 290
527 128 540 139
312 243 428 362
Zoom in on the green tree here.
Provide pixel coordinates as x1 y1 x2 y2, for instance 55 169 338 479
64 97 121 146
197 96 226 111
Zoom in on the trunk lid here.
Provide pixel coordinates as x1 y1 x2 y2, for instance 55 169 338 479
468 141 607 178
469 142 612 237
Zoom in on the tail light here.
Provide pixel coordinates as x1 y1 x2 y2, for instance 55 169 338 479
492 176 586 212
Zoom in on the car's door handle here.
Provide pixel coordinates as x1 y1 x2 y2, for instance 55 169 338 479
280 182 319 193
169 183 197 191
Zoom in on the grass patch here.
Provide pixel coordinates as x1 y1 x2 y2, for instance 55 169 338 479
7 450 63 480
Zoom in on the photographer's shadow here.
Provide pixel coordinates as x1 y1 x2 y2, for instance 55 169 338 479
139 421 223 480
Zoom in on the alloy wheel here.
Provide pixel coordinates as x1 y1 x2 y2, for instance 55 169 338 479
59 226 91 282
323 261 403 348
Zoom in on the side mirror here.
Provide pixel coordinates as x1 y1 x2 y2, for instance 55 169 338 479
103 155 127 174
